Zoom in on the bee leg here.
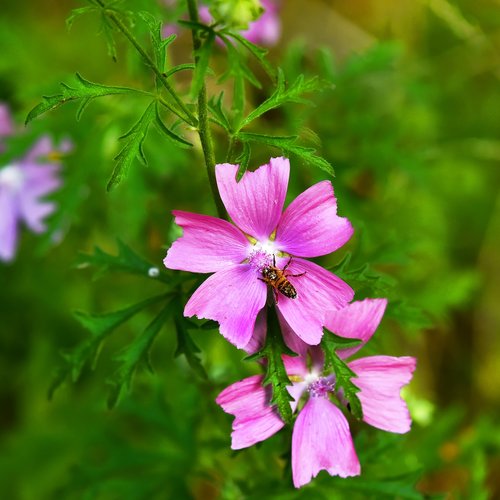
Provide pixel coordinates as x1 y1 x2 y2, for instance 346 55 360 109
258 278 266 283
273 288 279 304
272 254 277 267
282 257 293 272
288 272 306 278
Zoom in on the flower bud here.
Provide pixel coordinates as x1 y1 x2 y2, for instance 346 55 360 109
209 0 264 31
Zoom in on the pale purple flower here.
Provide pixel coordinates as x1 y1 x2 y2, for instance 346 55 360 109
0 103 14 151
216 299 417 487
164 157 354 349
0 135 70 262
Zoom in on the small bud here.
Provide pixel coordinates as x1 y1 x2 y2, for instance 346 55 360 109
210 0 264 31
148 267 160 278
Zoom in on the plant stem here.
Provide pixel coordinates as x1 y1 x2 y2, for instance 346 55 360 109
186 0 227 220
95 0 198 127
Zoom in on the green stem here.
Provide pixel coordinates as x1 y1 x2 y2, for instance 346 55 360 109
186 0 227 220
95 0 198 127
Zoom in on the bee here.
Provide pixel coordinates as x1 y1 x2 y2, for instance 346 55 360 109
259 256 305 302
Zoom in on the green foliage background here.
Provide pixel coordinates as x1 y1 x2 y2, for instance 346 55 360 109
0 0 499 498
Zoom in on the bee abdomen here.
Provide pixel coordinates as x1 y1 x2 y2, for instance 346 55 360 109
278 281 297 299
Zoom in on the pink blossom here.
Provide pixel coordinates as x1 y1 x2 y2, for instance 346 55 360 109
162 0 281 45
164 157 354 349
200 0 281 46
0 134 71 262
216 298 417 487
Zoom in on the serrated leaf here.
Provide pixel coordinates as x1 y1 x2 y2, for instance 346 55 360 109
174 316 207 379
238 132 334 176
322 334 363 419
154 103 193 148
249 307 296 424
208 92 231 132
107 301 173 409
222 30 276 81
329 253 395 296
235 141 251 180
138 11 175 73
25 73 144 124
100 11 118 61
76 239 167 281
66 6 96 31
238 69 320 130
191 30 215 97
48 294 166 399
107 101 155 191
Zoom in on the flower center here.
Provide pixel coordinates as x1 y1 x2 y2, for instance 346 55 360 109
247 240 276 270
307 377 335 399
0 164 24 192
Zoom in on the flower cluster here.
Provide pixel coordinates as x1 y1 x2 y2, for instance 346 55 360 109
164 157 416 487
0 104 70 262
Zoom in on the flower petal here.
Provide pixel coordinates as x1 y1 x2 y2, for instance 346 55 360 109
325 298 388 359
349 356 416 434
216 375 285 449
276 258 354 345
243 308 267 355
0 188 18 262
18 165 61 232
215 158 289 240
275 181 353 258
292 397 360 487
164 211 250 273
217 375 305 449
184 264 267 348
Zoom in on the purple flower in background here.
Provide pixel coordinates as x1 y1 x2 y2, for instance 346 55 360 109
240 0 281 46
0 103 14 151
216 298 416 487
164 157 354 349
0 134 70 262
162 0 281 46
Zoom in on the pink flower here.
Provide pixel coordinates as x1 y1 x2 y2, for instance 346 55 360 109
164 157 354 349
216 299 417 487
199 0 281 46
0 135 71 262
240 0 281 46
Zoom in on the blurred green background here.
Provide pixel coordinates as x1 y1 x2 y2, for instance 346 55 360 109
0 0 499 498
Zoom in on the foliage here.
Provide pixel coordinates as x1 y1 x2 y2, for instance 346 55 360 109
1 0 499 498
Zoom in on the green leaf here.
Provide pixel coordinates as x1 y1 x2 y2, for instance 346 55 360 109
235 141 251 180
222 30 276 81
248 307 296 424
76 239 171 284
331 470 424 499
107 301 173 409
208 92 232 132
107 101 155 191
329 253 395 296
163 63 196 79
322 334 363 419
25 73 144 124
191 30 216 97
66 6 96 31
48 294 166 399
138 11 175 73
174 315 208 379
323 330 363 351
154 102 193 148
237 132 334 176
100 10 118 61
238 69 320 130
